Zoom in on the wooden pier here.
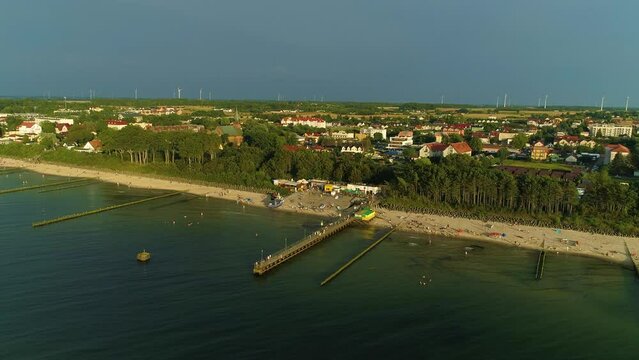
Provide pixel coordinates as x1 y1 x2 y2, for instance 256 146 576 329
320 226 397 286
253 216 356 275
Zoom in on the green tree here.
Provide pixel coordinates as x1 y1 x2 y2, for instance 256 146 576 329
65 125 94 146
511 134 528 150
609 154 634 176
40 121 56 134
469 137 483 153
39 133 58 149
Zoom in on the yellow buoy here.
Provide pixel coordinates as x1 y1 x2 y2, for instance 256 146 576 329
137 249 151 262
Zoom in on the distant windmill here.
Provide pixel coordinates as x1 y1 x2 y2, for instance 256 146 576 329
626 96 630 112
134 88 138 100
544 94 548 109
199 88 203 101
440 95 444 105
209 91 212 101
600 96 605 111
503 93 507 108
177 87 182 99
496 96 500 108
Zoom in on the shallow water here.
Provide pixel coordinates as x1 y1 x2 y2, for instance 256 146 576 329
1 170 639 359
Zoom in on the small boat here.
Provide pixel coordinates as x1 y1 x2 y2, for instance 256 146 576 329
137 249 151 262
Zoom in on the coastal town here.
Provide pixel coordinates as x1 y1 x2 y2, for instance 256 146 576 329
0 101 635 171
2 98 639 267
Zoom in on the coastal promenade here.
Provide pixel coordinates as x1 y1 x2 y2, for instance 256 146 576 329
253 216 356 275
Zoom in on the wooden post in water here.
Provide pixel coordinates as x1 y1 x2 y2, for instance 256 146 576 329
32 192 181 227
0 178 88 196
320 226 397 286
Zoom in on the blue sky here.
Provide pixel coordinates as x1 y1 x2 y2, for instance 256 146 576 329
1 0 637 106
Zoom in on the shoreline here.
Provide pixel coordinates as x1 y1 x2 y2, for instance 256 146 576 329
3 156 639 269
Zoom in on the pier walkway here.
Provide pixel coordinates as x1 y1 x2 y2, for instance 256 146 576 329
253 216 356 275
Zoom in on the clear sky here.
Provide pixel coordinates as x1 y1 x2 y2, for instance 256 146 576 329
1 0 637 106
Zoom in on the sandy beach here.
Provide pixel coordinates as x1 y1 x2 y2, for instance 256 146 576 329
3 156 639 268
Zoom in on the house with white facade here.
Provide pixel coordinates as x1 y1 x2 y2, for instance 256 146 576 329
17 122 42 136
360 127 387 140
603 144 630 164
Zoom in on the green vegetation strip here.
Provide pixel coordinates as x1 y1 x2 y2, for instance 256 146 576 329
0 178 88 195
38 180 97 193
32 192 181 227
320 226 397 286
502 159 571 171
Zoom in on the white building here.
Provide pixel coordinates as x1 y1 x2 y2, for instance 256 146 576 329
107 120 128 130
387 131 413 150
603 144 630 164
280 117 327 128
346 183 380 195
360 127 387 140
341 146 363 154
33 117 74 125
331 131 355 140
17 122 42 136
588 123 633 137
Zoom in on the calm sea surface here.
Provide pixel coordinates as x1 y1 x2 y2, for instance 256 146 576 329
2 170 639 359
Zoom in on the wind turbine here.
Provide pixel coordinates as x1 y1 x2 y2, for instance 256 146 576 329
625 96 630 112
544 94 548 109
496 96 500 108
199 88 203 101
177 87 182 99
600 96 605 111
503 93 507 108
134 88 138 100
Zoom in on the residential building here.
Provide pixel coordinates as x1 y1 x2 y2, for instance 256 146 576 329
341 146 363 154
441 124 470 136
387 131 413 150
360 127 387 140
107 120 128 130
531 141 549 161
588 123 633 137
83 139 102 152
17 122 42 135
281 116 327 128
418 141 472 158
555 135 580 147
330 131 355 140
55 123 72 134
603 144 631 164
